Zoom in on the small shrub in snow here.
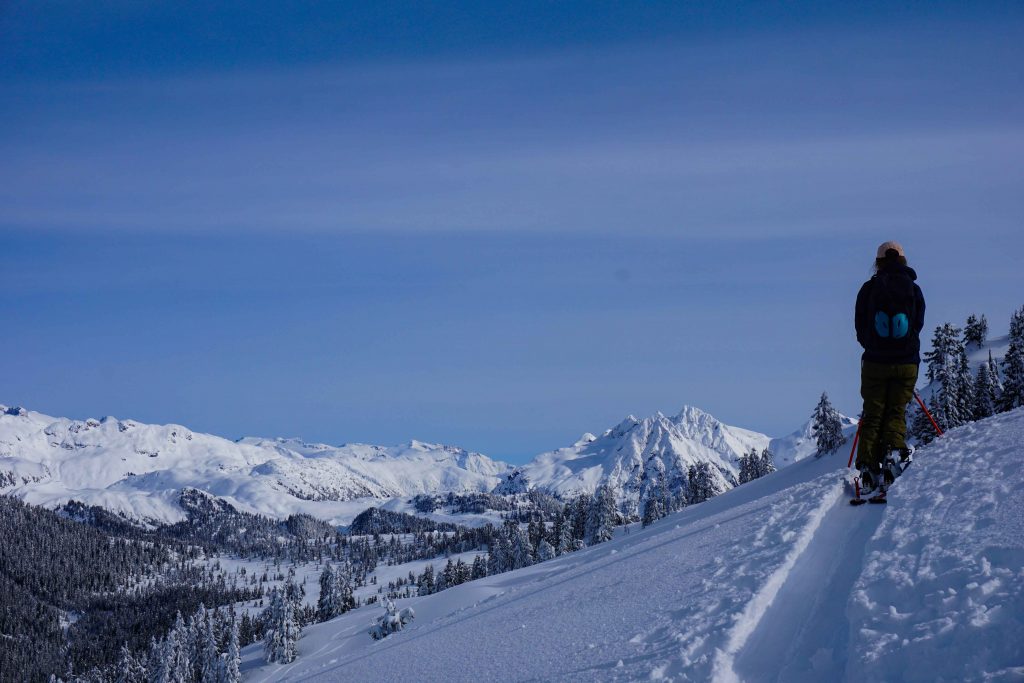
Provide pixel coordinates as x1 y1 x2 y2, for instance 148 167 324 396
369 600 415 640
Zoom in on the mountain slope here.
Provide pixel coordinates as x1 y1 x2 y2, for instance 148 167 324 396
240 408 1024 682
0 406 512 525
505 406 772 512
0 403 854 526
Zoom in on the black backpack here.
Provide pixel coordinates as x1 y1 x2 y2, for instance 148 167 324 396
868 270 917 354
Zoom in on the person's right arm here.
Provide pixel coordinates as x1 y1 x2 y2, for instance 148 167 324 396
855 281 871 349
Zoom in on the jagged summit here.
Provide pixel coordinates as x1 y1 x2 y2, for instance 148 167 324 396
507 406 772 514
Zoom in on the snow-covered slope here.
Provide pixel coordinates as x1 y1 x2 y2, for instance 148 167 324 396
0 406 512 525
241 408 1024 682
506 406 772 512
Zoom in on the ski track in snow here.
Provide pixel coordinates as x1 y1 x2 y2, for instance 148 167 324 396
847 412 1024 683
713 481 846 683
243 459 853 682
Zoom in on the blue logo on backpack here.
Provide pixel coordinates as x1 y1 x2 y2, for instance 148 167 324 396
874 311 909 339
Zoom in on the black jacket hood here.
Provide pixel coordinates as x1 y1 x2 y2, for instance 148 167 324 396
876 263 918 282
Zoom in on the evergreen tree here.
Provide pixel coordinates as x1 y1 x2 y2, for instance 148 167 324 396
471 555 488 579
687 463 719 504
811 392 846 455
536 538 556 562
964 314 988 347
218 620 241 683
556 513 575 555
147 636 171 683
737 450 755 485
1000 306 1024 412
114 643 145 683
641 471 669 525
759 449 776 476
569 493 591 543
417 565 436 596
317 564 338 620
585 484 617 545
486 532 510 576
194 605 218 683
641 488 664 527
973 361 998 420
263 587 299 664
168 613 190 683
335 561 356 613
509 523 535 569
924 323 974 430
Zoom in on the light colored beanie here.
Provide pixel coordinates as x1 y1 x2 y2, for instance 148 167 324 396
876 241 905 259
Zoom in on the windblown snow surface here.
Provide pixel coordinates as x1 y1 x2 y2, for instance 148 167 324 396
242 408 1024 682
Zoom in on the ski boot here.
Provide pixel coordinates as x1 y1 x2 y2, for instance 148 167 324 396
851 464 883 506
883 446 913 483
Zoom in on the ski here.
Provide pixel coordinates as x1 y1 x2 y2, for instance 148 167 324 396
849 476 868 506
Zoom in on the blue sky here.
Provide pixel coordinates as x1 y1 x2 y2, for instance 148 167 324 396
2 2 1022 462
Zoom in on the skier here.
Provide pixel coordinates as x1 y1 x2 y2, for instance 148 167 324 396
854 241 926 493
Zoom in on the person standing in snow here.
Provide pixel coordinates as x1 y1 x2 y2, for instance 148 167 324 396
854 241 926 490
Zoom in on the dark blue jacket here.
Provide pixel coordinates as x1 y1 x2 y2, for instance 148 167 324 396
855 264 926 365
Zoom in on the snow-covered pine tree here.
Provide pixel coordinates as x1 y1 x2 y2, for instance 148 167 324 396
471 554 488 579
487 531 510 575
455 559 471 584
536 538 556 562
317 564 338 621
147 636 171 683
509 523 535 569
811 392 846 455
218 619 241 683
113 643 145 683
417 564 436 596
169 612 191 683
973 361 998 420
759 449 776 476
641 488 664 527
198 607 219 683
641 470 667 526
924 323 974 430
337 561 356 613
263 587 299 664
737 450 755 485
556 512 575 555
585 484 617 545
570 493 591 543
368 600 415 640
964 314 988 348
526 519 544 553
1000 306 1024 412
688 463 713 504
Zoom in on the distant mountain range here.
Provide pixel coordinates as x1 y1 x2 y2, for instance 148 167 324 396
0 401 850 526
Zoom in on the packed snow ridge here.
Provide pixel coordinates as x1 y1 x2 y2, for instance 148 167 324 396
0 402 843 525
241 407 1024 683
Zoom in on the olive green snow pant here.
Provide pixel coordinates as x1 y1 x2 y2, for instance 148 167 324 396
856 360 919 469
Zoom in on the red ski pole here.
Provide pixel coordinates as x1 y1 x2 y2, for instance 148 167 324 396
914 391 943 437
847 420 862 469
